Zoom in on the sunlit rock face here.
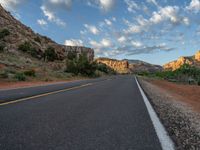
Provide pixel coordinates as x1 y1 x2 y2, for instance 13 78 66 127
96 58 130 74
164 50 200 71
195 51 200 61
0 4 94 61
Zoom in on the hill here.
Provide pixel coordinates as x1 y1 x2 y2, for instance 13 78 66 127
0 4 95 82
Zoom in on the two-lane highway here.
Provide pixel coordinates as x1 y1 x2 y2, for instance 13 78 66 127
0 75 163 150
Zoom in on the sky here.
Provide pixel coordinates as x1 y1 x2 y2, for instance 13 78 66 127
0 0 200 65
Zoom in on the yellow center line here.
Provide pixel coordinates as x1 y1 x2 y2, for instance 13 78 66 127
0 83 93 106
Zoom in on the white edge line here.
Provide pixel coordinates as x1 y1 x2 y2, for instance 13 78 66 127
135 77 175 150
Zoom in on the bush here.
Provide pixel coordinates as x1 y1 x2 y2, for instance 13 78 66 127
0 29 10 39
65 53 97 77
67 51 77 60
15 73 26 81
24 69 36 77
18 42 39 58
0 72 8 78
18 42 32 52
0 43 5 52
96 63 116 75
44 47 57 61
34 37 41 43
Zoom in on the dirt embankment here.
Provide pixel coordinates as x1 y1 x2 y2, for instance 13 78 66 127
139 78 200 150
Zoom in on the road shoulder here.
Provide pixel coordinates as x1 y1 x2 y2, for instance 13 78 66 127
138 77 200 149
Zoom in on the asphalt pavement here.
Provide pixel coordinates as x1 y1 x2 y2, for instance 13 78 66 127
0 75 162 150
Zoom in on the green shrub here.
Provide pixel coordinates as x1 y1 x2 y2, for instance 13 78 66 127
18 42 40 58
67 51 77 60
18 42 32 52
34 37 41 43
24 69 36 77
0 29 10 39
0 43 5 52
44 47 57 61
65 53 97 77
15 73 26 81
0 72 8 78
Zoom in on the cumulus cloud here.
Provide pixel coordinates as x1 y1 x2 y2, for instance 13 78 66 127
90 38 112 49
84 24 100 35
40 0 72 27
37 19 47 26
40 5 66 27
87 0 115 12
124 0 139 13
131 41 143 47
186 0 200 13
0 0 26 11
105 19 112 26
117 36 126 43
146 0 159 7
64 39 83 46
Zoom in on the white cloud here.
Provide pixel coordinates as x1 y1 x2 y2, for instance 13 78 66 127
124 0 139 13
131 41 143 47
0 0 25 10
41 5 66 27
186 0 200 13
84 24 100 35
99 0 115 12
86 0 115 12
118 36 126 43
150 6 180 24
48 0 72 10
37 19 47 26
146 0 159 7
105 19 112 26
64 39 83 46
90 38 112 49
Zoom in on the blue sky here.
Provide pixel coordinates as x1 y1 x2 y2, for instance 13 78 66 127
1 0 200 65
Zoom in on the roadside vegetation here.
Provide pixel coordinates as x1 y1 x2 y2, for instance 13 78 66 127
0 50 115 82
138 64 200 85
65 51 116 77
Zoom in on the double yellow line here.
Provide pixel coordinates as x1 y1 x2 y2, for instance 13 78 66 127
0 83 93 106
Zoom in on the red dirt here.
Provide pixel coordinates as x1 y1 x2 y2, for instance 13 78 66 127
146 79 200 112
0 78 85 90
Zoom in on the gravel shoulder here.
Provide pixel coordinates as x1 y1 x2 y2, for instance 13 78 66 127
138 77 200 150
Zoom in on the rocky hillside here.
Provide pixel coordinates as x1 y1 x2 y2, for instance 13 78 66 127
0 4 94 61
164 51 200 71
126 59 163 73
96 58 130 74
96 58 162 74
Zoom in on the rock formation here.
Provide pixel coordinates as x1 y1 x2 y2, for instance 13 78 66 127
96 58 130 74
127 60 163 73
164 51 200 71
0 4 94 61
96 58 162 74
195 50 200 61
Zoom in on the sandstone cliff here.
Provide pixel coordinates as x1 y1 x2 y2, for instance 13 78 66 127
96 58 130 74
0 4 94 61
164 51 200 71
96 58 162 74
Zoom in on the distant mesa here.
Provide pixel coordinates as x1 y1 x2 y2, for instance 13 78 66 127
96 58 162 74
163 50 200 71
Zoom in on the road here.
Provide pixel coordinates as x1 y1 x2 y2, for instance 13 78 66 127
0 75 162 150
